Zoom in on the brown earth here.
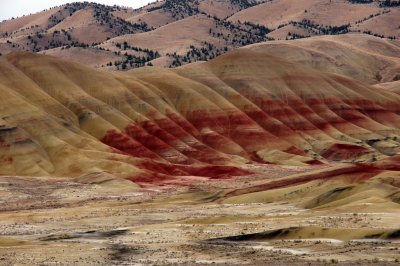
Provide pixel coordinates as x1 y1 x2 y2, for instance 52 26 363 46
0 7 399 263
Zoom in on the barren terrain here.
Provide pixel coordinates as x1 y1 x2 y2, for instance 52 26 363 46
0 166 399 265
0 3 399 263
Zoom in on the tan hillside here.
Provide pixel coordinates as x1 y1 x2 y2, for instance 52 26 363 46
0 6 62 34
229 0 381 28
101 15 220 55
353 7 400 38
39 46 122 67
375 80 400 94
1 0 399 69
125 9 176 29
229 0 399 39
245 33 400 84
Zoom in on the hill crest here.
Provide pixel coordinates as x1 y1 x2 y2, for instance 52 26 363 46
1 0 399 69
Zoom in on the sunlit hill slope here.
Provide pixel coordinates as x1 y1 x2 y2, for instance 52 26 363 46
0 34 399 188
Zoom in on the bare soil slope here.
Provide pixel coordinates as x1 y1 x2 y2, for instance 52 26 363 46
1 35 399 187
246 33 400 84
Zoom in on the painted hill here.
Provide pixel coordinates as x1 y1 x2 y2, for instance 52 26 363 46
1 0 399 69
0 34 399 187
0 3 399 263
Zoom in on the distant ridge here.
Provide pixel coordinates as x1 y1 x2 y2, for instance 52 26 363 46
1 0 399 69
